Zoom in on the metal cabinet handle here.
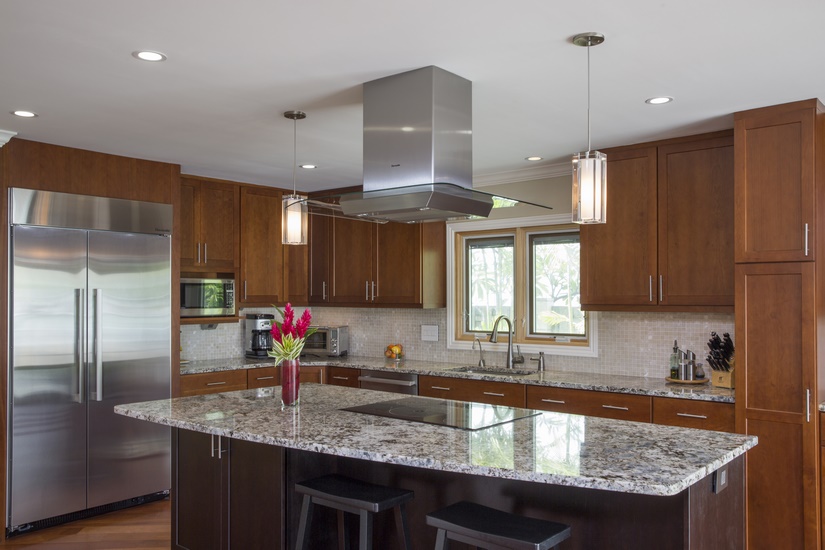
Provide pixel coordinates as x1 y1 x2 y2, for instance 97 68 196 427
75 289 85 404
431 386 451 391
601 404 630 411
197 243 201 264
93 289 103 402
676 412 708 419
649 276 653 302
807 388 811 422
541 398 566 404
483 392 505 397
805 223 809 256
211 434 215 458
372 281 376 301
204 243 208 264
218 435 224 459
244 280 247 300
255 376 275 381
206 381 227 386
322 281 327 301
365 281 369 301
358 376 417 387
332 376 350 381
659 275 663 302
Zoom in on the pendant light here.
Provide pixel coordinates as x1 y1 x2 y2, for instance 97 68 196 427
572 32 607 224
282 110 309 245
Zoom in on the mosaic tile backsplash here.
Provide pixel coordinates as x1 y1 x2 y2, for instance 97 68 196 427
181 308 733 379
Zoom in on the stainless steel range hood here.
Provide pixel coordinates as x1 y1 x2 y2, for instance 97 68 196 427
311 66 551 223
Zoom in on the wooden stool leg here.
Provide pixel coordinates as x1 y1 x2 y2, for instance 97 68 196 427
434 528 449 550
295 494 313 550
394 502 412 550
359 509 373 550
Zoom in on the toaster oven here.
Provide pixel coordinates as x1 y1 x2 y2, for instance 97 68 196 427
302 326 349 357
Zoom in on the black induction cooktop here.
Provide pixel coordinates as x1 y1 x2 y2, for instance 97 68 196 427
341 396 540 431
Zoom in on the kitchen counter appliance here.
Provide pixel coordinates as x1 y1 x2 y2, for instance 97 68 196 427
7 188 172 535
245 313 274 358
301 325 349 357
180 277 235 317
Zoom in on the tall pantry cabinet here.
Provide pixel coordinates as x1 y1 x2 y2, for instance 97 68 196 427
734 98 825 550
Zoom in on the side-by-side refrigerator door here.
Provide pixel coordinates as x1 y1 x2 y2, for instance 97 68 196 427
9 226 88 528
86 231 171 508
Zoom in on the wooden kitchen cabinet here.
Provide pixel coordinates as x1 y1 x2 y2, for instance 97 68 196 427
180 370 247 396
580 132 734 311
180 177 239 271
734 99 821 263
526 386 652 423
299 366 327 384
327 366 360 387
173 429 284 550
652 397 734 432
736 261 819 549
419 375 525 408
246 366 279 389
309 209 446 308
238 186 284 305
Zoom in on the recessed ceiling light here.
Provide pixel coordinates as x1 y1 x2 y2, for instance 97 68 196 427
525 156 543 161
132 50 167 62
645 96 673 105
300 164 317 169
11 110 37 118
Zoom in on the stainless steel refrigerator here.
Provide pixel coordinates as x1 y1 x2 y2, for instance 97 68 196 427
7 188 172 534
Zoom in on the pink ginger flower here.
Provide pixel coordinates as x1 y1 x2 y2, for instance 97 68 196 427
296 309 312 338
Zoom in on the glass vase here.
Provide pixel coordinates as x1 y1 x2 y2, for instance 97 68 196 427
281 359 300 408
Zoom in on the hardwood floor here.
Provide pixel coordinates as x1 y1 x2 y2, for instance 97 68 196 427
0 499 170 549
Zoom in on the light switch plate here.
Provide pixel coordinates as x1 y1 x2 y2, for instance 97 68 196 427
421 324 439 342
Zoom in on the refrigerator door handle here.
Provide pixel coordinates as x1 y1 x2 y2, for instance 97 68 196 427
75 288 85 403
92 288 103 402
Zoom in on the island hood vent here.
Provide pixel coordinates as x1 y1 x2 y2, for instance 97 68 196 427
319 66 551 223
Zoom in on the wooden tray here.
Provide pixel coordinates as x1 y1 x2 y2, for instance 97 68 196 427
666 377 709 385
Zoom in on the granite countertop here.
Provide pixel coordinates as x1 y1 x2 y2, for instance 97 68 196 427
180 355 735 404
116 384 755 497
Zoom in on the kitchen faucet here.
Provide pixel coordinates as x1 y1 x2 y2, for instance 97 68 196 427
472 337 486 367
489 315 515 369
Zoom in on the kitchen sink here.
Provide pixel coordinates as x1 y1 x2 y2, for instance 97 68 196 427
449 366 536 376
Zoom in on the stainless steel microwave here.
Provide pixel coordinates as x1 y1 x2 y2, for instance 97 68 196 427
180 278 235 317
302 326 349 357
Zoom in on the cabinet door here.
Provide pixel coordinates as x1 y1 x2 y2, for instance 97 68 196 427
526 386 651 423
580 146 658 307
239 186 284 305
285 240 309 305
331 216 374 303
735 103 816 262
374 222 421 304
652 397 734 432
657 136 734 306
175 430 224 550
328 366 360 387
419 376 525 407
228 440 284 549
247 366 279 389
199 181 239 270
180 180 197 268
308 208 331 303
180 370 247 396
735 262 818 549
299 366 327 384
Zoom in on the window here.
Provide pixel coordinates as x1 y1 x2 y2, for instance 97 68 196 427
448 215 596 357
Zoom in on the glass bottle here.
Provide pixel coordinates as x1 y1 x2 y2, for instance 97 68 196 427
669 340 680 379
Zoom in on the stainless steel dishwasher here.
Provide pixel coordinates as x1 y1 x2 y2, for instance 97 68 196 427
358 370 418 395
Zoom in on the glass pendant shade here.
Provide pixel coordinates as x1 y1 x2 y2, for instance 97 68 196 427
572 150 607 224
282 194 308 245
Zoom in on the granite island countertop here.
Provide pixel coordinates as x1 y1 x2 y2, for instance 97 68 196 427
180 355 735 403
117 384 755 497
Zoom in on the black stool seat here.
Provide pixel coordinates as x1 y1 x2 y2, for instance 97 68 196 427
426 501 571 550
295 474 414 550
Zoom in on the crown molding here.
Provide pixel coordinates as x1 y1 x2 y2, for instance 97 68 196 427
473 161 571 187
0 129 17 148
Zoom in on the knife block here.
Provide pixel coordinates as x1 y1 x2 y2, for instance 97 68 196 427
711 368 735 389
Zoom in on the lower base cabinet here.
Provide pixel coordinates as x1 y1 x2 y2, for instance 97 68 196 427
527 386 652 423
173 429 284 550
419 375 525 407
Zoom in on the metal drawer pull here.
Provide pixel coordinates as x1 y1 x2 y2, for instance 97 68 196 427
332 376 350 381
206 381 227 386
805 223 809 256
541 398 566 404
676 412 708 419
431 386 451 391
659 275 663 302
483 392 505 397
211 434 215 458
255 376 275 381
358 376 417 387
648 275 653 302
602 404 630 411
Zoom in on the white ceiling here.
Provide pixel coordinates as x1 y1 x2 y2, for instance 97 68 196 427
1 0 824 194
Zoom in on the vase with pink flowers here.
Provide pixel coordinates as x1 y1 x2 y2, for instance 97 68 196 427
267 303 316 407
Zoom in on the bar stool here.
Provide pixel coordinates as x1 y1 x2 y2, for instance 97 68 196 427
295 474 414 550
426 501 571 550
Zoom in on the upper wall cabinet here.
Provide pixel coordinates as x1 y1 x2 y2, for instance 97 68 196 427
734 99 821 263
580 132 734 311
181 177 239 272
238 186 284 305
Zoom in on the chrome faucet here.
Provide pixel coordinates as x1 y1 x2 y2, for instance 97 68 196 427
489 315 515 369
472 337 486 367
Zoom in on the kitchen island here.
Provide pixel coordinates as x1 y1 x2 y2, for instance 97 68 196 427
117 384 755 549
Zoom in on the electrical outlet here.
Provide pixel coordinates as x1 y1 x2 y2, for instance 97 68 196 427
421 324 439 342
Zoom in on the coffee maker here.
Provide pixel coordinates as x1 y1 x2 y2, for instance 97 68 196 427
245 313 274 358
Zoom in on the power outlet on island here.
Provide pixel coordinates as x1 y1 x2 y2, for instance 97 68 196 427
421 324 439 342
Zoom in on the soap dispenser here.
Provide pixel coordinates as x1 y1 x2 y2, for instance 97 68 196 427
669 340 680 379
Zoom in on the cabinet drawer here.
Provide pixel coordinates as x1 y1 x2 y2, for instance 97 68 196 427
327 367 360 388
526 386 652 423
247 366 280 389
652 397 734 432
419 376 525 408
181 370 247 396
